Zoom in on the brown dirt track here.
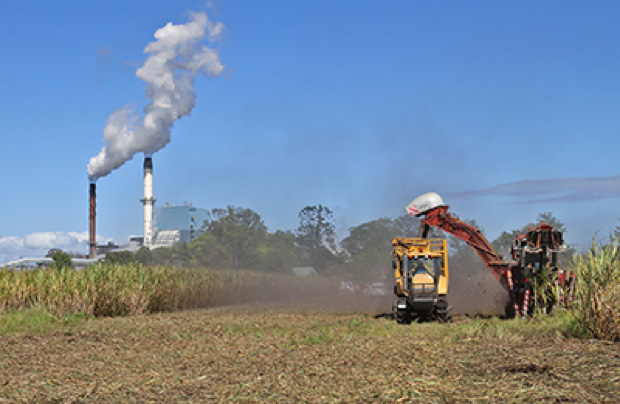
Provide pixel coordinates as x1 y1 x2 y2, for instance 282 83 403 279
0 294 618 403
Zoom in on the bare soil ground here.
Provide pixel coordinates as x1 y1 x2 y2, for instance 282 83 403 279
1 294 618 403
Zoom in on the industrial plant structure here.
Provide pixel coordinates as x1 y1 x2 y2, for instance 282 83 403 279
152 203 209 245
87 155 209 258
142 157 155 247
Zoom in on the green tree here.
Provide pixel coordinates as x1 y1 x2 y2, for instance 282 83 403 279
296 205 337 250
104 250 135 265
339 218 397 278
134 247 152 266
199 206 267 269
258 230 301 273
46 248 72 269
296 205 341 272
148 243 191 267
188 232 229 268
340 217 396 259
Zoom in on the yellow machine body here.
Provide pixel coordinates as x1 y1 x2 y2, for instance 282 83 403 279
392 237 450 322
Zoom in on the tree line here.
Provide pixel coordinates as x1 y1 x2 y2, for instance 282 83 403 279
106 205 350 274
102 204 576 280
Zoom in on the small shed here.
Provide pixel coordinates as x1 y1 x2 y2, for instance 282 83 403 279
292 266 318 277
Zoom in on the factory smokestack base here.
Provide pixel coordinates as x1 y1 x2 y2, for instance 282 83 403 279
141 157 155 247
89 183 96 258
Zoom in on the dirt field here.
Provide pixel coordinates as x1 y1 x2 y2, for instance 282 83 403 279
0 294 618 403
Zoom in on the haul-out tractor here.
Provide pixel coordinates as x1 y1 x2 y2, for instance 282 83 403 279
392 237 450 323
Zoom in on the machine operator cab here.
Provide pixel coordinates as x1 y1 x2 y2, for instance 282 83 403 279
410 255 441 277
408 255 441 298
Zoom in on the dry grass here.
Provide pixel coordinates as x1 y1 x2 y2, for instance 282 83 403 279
0 304 618 403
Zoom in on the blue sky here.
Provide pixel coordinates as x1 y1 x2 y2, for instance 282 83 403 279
1 1 619 262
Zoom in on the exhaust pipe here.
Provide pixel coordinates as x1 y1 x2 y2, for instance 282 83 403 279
89 182 96 258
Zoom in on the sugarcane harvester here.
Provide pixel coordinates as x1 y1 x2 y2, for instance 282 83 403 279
405 192 574 317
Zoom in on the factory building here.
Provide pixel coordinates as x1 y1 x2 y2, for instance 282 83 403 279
87 156 210 256
151 203 209 247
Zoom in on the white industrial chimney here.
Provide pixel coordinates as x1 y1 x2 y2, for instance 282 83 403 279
142 156 155 247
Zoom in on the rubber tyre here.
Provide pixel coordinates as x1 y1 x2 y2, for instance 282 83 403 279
395 309 411 324
434 297 452 322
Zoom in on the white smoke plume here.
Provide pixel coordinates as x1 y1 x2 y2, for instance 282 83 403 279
87 12 224 182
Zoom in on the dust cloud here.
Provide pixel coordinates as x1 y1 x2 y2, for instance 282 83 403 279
220 277 394 316
216 268 509 318
448 262 508 316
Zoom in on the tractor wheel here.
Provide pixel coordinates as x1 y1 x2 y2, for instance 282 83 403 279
434 297 452 322
393 298 411 324
504 300 516 319
396 309 411 324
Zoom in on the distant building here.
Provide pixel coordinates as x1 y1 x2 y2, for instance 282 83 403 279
292 266 318 277
95 241 122 256
2 257 101 270
152 203 210 247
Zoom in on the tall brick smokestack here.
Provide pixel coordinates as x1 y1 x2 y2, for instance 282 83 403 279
142 157 155 247
89 183 96 258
